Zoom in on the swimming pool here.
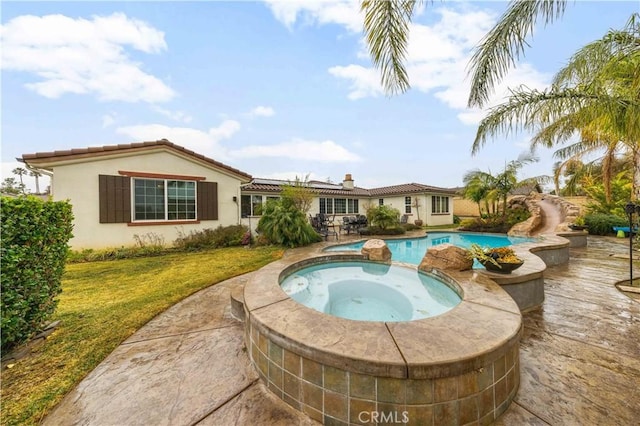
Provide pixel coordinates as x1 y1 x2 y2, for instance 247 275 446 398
280 261 461 322
324 231 535 265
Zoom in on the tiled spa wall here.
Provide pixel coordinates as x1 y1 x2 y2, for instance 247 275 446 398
245 320 520 426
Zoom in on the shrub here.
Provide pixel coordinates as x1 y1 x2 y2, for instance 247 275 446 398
359 226 406 236
366 205 400 230
257 199 321 248
453 215 461 224
174 225 248 250
1 196 74 352
584 213 627 235
402 223 422 231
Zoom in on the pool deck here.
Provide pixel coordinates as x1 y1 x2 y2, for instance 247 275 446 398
43 235 640 425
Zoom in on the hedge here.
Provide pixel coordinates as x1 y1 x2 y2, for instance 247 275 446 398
1 196 74 352
584 213 628 236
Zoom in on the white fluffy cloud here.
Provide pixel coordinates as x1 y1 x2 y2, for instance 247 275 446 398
264 0 362 33
287 4 550 126
249 106 276 117
115 120 241 159
230 138 361 163
1 13 175 103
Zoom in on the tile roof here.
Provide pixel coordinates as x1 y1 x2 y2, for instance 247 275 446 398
21 139 252 180
368 183 456 196
243 180 455 197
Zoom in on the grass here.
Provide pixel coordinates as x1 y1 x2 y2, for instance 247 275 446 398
424 224 460 231
0 246 284 426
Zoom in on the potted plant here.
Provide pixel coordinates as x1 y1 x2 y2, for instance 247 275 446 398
568 216 588 231
467 244 524 273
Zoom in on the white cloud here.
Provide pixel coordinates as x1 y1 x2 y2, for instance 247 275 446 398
326 6 551 125
1 13 175 103
249 106 275 117
230 138 362 162
328 65 383 100
115 120 241 159
264 0 362 33
152 106 193 123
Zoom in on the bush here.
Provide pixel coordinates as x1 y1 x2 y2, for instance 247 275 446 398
257 199 321 248
402 223 422 231
359 226 406 236
174 225 249 250
1 196 74 352
366 205 400 230
67 233 168 263
584 213 628 235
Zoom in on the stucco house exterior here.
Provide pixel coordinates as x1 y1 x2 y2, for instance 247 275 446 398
22 140 456 249
22 140 252 249
240 176 455 230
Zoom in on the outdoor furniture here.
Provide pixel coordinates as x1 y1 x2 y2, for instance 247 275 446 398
311 214 338 240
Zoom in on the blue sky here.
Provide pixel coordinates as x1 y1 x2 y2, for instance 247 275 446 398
2 1 636 193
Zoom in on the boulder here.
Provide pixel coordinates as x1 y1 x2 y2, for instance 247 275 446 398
419 243 473 272
361 239 392 262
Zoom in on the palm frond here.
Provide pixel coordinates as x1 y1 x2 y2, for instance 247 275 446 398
361 0 418 95
467 0 568 108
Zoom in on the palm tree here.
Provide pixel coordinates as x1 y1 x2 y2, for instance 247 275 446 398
472 15 640 200
29 170 42 194
12 167 28 193
462 169 495 216
361 0 571 105
463 153 546 217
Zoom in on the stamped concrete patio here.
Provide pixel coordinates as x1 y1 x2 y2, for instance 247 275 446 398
43 236 639 425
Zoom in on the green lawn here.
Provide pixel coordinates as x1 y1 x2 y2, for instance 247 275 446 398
0 246 283 426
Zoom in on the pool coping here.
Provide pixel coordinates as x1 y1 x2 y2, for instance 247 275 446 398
244 253 523 379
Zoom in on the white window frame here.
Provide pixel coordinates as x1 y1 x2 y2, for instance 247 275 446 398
132 178 197 222
431 196 450 214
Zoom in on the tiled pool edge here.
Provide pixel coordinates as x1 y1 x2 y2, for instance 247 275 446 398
243 255 522 425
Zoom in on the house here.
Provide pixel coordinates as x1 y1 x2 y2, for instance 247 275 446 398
240 175 456 229
22 140 456 249
21 140 252 249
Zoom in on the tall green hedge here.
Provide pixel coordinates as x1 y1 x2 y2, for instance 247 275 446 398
1 196 74 352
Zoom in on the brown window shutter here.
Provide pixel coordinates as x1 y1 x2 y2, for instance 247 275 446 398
197 181 218 220
99 175 131 223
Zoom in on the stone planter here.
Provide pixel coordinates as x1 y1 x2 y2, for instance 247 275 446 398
414 219 423 226
480 259 524 274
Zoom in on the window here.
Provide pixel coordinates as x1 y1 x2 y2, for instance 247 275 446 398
405 196 412 214
319 198 333 215
378 198 384 206
241 194 269 216
321 197 359 214
431 196 450 214
347 199 359 214
99 174 217 224
134 178 195 221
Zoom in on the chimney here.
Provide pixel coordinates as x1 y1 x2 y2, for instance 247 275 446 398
343 173 354 190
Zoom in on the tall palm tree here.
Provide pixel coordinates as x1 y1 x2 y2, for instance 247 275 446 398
361 0 570 105
472 15 640 200
29 169 42 194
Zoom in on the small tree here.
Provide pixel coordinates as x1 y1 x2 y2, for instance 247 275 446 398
1 178 25 195
281 175 314 214
366 205 401 230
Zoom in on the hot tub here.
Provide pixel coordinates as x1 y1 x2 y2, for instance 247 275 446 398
243 254 522 425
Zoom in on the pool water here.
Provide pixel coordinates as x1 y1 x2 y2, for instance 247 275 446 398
324 232 534 265
280 261 461 322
